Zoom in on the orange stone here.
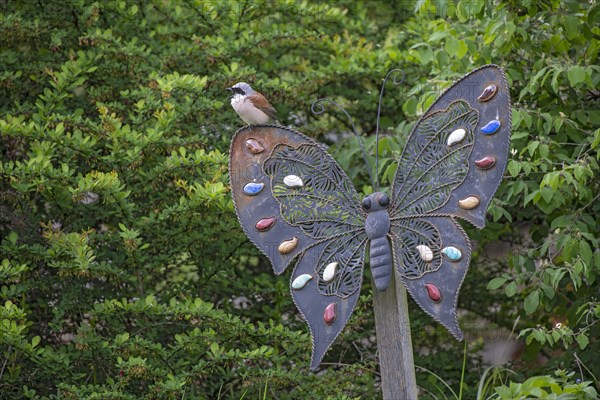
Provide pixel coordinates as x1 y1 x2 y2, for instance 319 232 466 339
245 138 265 154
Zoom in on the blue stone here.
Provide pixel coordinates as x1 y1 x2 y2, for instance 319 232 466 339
442 246 462 261
480 119 501 134
243 182 264 196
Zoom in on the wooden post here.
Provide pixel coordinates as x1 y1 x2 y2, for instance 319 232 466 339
372 270 418 399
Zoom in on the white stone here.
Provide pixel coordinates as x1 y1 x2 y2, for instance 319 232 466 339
322 262 338 282
447 128 466 146
283 175 303 188
416 245 434 262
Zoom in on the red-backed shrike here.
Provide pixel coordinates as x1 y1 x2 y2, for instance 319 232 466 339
227 82 278 126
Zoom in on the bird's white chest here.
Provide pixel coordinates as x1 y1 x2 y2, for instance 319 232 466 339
230 94 269 125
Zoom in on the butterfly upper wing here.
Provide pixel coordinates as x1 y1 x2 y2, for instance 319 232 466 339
388 65 511 337
390 65 511 225
229 125 367 369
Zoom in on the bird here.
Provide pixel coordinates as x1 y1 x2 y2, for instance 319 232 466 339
227 82 278 126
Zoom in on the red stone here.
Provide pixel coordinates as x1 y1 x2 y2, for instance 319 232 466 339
245 138 265 154
425 283 442 303
474 156 497 170
323 303 336 325
477 83 498 102
255 217 276 231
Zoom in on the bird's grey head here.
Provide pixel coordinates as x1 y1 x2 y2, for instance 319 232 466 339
228 82 254 97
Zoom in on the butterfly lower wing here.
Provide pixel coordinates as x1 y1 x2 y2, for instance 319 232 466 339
390 65 511 228
291 231 367 370
230 125 367 368
390 217 471 339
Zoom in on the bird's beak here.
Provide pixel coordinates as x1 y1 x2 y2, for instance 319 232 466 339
226 87 233 97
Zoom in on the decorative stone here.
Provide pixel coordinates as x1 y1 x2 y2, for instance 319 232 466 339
425 283 442 302
243 182 264 196
322 262 338 282
323 303 337 324
245 138 265 154
477 83 498 102
255 217 276 231
416 245 434 262
442 246 462 261
447 128 467 146
283 175 303 188
474 156 497 170
480 119 501 134
458 196 480 210
278 237 299 254
292 274 313 290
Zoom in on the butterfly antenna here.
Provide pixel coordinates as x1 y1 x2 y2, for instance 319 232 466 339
374 69 405 192
311 98 376 189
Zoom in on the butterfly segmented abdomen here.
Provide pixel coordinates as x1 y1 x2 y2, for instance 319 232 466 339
364 206 393 291
369 236 393 291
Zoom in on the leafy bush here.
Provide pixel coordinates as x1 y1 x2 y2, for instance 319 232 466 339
1 0 598 399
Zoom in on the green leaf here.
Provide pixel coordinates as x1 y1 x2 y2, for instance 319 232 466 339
455 40 468 58
579 241 592 266
562 15 581 40
210 342 220 356
445 37 460 55
576 333 589 350
540 187 554 203
567 66 586 86
488 277 508 290
527 140 539 156
505 281 518 297
524 290 540 315
507 161 521 177
32 336 41 348
511 130 529 140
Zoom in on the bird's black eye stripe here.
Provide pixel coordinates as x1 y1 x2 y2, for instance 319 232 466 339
362 198 371 210
233 88 245 95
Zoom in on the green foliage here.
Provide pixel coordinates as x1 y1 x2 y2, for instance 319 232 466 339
490 370 598 400
1 0 598 399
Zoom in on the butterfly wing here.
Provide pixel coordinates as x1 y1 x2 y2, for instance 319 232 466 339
291 232 367 370
388 65 510 337
389 217 471 339
229 125 367 369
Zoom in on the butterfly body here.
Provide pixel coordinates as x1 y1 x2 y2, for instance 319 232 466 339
363 192 393 291
229 65 511 370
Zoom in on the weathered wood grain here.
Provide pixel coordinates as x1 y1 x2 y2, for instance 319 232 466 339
372 270 418 399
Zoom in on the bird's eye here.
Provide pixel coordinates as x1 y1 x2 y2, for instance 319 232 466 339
362 198 371 210
235 88 245 95
378 194 389 207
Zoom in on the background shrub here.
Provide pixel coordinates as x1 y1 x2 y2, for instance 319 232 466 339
1 1 598 399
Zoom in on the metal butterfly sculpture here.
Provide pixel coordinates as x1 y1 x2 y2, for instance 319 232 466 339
229 65 511 370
